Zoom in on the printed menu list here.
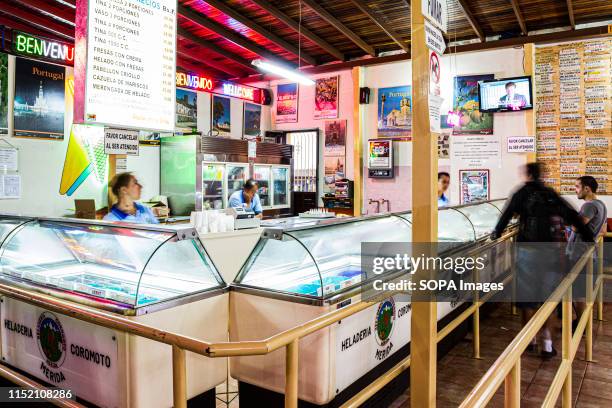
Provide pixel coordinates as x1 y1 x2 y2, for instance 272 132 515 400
85 0 176 131
536 39 612 195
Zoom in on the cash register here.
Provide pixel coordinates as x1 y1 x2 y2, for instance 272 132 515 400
226 207 261 229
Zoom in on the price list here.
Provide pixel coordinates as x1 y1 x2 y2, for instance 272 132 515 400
84 0 176 131
536 39 612 194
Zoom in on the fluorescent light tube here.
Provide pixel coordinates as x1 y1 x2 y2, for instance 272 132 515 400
252 59 315 86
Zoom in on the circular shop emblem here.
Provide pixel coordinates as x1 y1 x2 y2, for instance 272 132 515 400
375 298 396 346
37 312 67 369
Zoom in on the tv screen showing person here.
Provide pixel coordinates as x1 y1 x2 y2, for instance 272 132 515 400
498 81 527 110
478 77 532 112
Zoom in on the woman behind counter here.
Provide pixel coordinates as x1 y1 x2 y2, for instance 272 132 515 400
104 172 159 224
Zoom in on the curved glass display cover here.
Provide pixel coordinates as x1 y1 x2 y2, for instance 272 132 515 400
236 199 509 300
0 219 224 310
237 216 412 298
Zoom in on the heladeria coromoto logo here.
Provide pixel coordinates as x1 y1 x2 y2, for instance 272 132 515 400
36 312 67 369
374 298 395 346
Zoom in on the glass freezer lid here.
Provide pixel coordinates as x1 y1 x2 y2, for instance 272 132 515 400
0 218 225 310
236 216 412 299
236 199 509 301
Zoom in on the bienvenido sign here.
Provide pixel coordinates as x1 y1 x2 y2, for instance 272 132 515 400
12 31 75 65
74 0 177 132
176 69 265 104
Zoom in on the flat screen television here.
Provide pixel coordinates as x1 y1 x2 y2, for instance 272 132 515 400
478 76 533 112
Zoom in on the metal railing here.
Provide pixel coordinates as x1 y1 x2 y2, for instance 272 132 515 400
0 230 606 408
460 237 607 407
0 231 522 408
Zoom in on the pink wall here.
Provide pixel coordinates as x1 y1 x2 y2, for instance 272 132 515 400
269 70 355 180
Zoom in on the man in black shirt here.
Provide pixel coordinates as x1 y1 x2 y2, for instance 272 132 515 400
492 163 593 359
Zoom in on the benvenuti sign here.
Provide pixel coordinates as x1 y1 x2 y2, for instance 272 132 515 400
12 31 75 66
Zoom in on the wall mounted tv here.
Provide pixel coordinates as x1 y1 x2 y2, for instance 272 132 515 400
478 76 533 112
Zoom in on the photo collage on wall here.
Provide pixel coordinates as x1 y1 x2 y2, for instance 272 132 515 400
14 57 66 140
377 86 412 140
323 119 347 197
452 75 494 135
536 39 612 195
459 169 490 204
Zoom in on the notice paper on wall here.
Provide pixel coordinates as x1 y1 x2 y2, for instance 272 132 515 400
451 135 502 168
0 147 18 172
507 136 536 153
104 128 139 156
428 94 443 133
0 174 21 199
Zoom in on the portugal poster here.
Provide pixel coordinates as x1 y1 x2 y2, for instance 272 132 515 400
377 86 411 139
0 53 7 135
14 58 65 139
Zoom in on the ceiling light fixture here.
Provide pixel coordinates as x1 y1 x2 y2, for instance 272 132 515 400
252 59 315 86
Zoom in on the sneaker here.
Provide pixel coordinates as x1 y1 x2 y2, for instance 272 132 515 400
541 347 558 360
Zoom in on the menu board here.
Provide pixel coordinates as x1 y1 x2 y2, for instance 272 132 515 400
535 39 612 194
84 0 176 132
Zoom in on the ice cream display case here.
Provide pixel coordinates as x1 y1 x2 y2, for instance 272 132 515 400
0 216 228 408
230 199 513 407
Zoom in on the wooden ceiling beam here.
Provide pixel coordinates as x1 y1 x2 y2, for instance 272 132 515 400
300 0 376 56
198 0 317 65
457 0 485 42
177 27 256 72
1 1 74 40
11 0 76 24
566 0 575 29
177 57 230 80
178 4 296 68
248 0 345 61
509 0 528 35
0 14 68 43
347 0 408 52
177 45 243 78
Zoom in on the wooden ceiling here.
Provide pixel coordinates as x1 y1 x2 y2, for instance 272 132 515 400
0 0 611 80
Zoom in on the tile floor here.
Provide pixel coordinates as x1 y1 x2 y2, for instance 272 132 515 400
215 303 612 408
389 302 612 407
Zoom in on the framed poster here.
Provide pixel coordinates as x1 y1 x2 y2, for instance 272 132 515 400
14 58 65 140
323 119 347 195
377 86 411 139
459 169 490 204
314 76 338 119
0 53 7 135
212 95 231 137
176 88 197 132
244 102 262 137
276 83 298 123
453 74 494 135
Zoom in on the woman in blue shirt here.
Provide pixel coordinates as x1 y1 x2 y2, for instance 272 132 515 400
104 172 159 224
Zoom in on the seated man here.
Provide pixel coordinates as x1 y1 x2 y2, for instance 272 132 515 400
228 179 263 219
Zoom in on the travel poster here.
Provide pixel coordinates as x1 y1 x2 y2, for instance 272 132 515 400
453 74 494 135
314 76 338 119
276 83 298 123
14 57 65 139
377 86 412 139
212 95 231 137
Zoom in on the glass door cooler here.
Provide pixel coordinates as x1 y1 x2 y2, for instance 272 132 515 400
0 216 228 408
271 165 291 209
252 165 271 208
201 163 225 210
229 199 514 406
